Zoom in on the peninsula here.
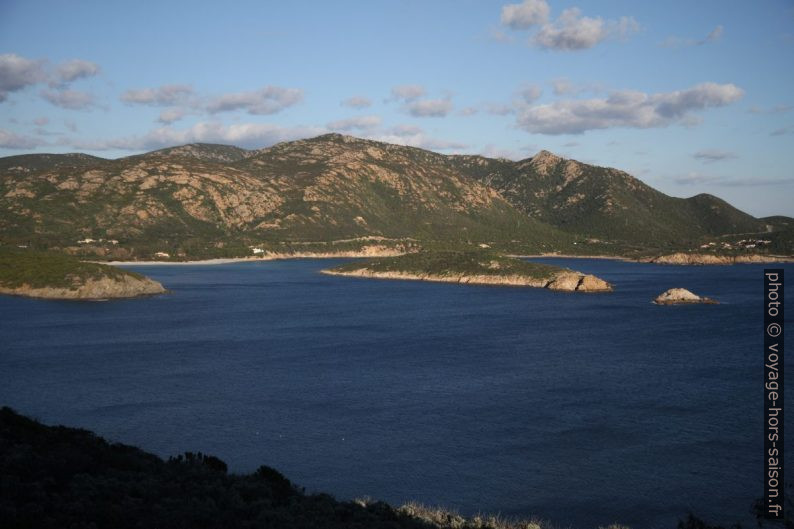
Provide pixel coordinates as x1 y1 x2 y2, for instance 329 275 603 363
0 247 165 300
322 251 612 292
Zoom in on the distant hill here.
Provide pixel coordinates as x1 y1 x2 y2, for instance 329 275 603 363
451 150 765 248
0 133 787 259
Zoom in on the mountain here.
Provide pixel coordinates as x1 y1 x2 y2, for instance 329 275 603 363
0 133 787 259
0 134 571 258
450 150 765 248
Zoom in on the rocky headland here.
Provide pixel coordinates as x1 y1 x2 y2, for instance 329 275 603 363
0 247 166 300
0 274 165 300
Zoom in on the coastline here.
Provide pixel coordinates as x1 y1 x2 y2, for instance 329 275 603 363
99 251 794 267
103 252 631 266
102 257 262 266
512 253 632 261
100 249 405 266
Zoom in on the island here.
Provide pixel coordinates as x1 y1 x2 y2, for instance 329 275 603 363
322 251 612 292
0 247 166 300
653 288 718 305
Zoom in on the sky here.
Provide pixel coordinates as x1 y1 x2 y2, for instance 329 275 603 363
1 0 793 217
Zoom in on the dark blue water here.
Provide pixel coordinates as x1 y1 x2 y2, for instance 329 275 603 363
1 258 791 528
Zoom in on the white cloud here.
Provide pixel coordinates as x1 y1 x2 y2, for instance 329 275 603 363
459 106 478 116
692 149 738 163
55 59 100 84
121 84 194 106
405 98 453 117
489 28 515 43
552 78 575 95
518 84 542 103
0 53 47 101
390 85 453 117
327 115 382 131
205 85 303 115
41 89 96 110
535 9 606 50
0 128 45 149
534 8 638 51
158 108 187 124
480 144 522 160
673 172 794 187
373 131 468 151
390 84 426 101
341 96 372 109
355 124 467 151
516 82 744 134
704 25 723 42
550 78 604 96
62 122 325 151
501 0 549 29
33 116 49 126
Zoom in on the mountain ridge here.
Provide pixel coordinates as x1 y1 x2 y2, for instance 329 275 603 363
0 133 789 259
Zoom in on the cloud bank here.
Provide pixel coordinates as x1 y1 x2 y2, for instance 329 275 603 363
516 82 744 134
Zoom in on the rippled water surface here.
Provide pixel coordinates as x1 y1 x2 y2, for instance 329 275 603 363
1 258 791 528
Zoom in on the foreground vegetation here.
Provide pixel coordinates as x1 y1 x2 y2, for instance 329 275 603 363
1 408 782 529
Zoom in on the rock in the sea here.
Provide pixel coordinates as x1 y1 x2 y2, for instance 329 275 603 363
577 274 611 292
654 288 717 305
546 271 612 292
547 271 582 291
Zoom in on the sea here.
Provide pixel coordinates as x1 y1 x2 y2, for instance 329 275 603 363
1 257 791 528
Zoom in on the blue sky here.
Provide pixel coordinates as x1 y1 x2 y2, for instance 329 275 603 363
1 0 793 217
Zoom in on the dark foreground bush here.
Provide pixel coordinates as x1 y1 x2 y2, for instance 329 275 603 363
0 406 785 529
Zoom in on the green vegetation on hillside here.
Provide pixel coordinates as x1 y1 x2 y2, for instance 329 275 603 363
0 246 143 289
332 250 563 280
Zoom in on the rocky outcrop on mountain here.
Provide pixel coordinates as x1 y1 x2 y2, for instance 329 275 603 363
0 274 165 300
653 288 718 305
648 252 792 265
